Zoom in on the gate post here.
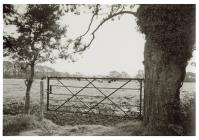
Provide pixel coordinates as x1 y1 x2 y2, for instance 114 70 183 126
39 78 44 121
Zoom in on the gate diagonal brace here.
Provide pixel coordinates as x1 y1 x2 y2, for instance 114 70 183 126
53 79 95 112
52 79 81 112
86 79 132 117
55 79 88 113
85 78 129 116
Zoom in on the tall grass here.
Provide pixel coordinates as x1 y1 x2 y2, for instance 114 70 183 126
3 114 37 135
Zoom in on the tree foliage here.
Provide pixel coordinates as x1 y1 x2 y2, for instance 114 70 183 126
3 4 15 24
4 4 66 66
136 5 195 66
3 4 17 53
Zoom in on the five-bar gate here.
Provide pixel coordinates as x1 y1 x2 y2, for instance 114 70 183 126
46 76 144 118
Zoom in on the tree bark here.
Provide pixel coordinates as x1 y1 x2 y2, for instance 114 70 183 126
143 38 186 135
24 63 35 114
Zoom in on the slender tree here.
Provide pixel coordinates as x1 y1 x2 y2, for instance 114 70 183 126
3 4 66 114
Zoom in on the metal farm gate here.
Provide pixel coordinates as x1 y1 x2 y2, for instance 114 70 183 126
46 77 144 118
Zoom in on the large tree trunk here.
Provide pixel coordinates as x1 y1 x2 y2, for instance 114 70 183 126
24 63 35 114
143 38 186 135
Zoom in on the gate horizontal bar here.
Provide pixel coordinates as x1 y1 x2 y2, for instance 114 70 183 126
49 93 105 98
49 104 140 112
49 93 141 98
50 85 140 90
49 99 140 107
49 93 140 99
46 109 139 118
48 76 144 81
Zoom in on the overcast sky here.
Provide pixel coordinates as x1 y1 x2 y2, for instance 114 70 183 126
4 5 195 77
42 12 145 77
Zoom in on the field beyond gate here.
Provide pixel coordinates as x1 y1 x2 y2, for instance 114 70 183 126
47 77 144 119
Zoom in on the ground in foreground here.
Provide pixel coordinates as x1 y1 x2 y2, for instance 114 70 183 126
3 114 144 136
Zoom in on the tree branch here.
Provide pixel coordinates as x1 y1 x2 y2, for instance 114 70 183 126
79 4 99 39
68 10 136 55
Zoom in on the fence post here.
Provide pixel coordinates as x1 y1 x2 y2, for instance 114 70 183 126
47 77 49 111
39 78 44 121
139 80 143 118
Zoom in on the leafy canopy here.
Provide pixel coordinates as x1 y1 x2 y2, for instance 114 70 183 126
3 4 66 66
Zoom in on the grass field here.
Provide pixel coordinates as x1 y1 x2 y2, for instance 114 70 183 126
4 78 143 116
3 78 195 102
3 78 195 116
3 79 196 135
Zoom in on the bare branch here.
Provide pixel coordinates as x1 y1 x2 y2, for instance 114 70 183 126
68 10 136 55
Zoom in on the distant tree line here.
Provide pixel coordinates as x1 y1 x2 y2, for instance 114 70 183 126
3 61 70 79
107 71 131 78
3 61 195 82
134 70 195 82
3 61 132 79
184 72 196 82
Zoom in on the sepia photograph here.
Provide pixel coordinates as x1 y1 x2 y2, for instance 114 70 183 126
2 2 196 136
